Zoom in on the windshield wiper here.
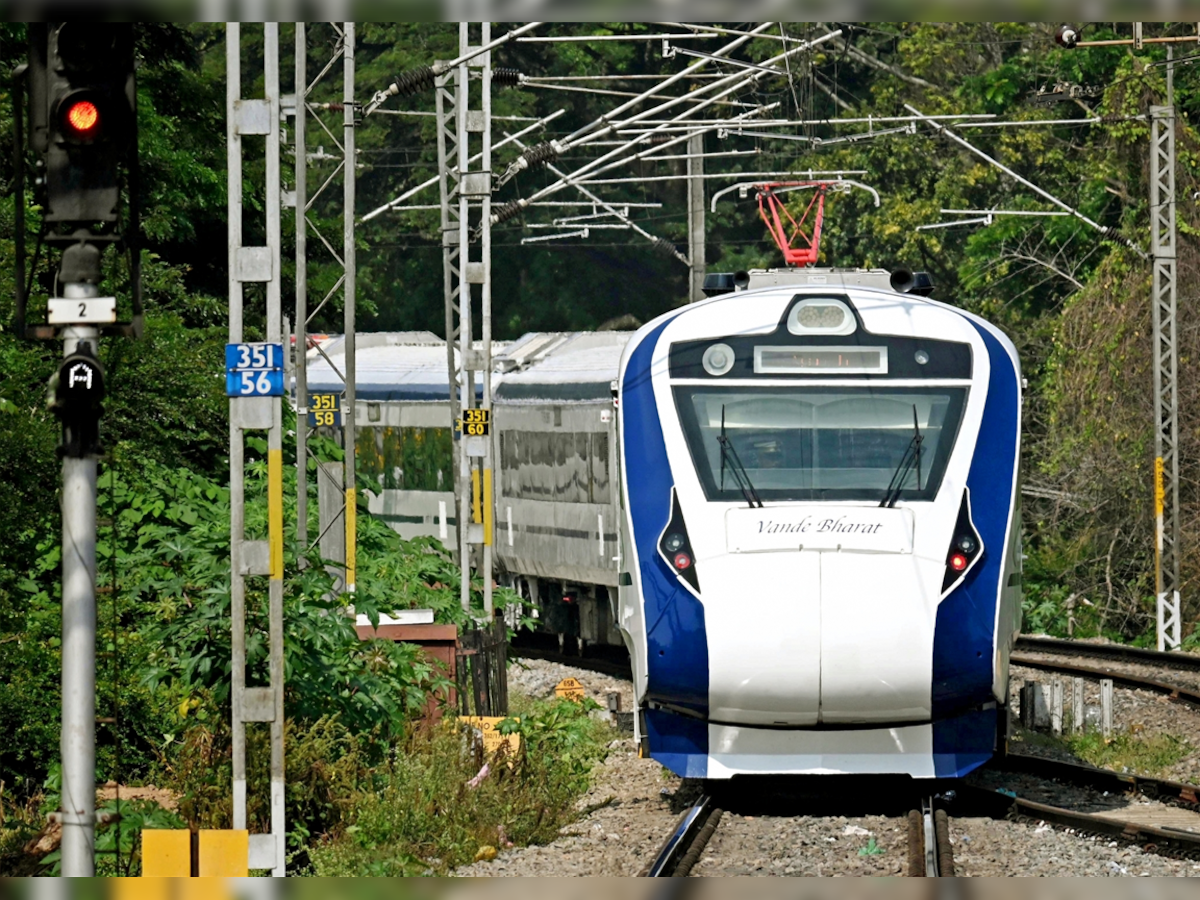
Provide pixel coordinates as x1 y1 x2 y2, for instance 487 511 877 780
717 404 764 508
880 404 923 509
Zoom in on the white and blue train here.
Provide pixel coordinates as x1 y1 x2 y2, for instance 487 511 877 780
615 268 1023 780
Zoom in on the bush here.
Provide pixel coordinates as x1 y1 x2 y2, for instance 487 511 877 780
306 698 612 876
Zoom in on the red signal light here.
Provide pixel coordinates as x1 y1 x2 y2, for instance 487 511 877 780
65 100 100 138
949 553 968 572
674 552 692 571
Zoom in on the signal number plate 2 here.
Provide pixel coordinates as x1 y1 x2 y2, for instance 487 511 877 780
460 408 490 436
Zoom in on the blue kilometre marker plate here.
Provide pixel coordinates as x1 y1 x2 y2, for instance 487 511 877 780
226 342 285 397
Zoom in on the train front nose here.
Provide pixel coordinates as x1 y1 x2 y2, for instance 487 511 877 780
704 507 938 726
816 551 937 722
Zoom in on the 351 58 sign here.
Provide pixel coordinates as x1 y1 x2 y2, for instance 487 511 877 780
309 393 341 428
459 407 490 436
225 342 284 397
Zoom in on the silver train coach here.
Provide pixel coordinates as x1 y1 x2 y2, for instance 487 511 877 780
305 329 632 649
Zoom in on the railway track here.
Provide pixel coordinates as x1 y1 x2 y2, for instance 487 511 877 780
1015 636 1200 672
521 636 1200 868
640 790 953 877
965 754 1200 859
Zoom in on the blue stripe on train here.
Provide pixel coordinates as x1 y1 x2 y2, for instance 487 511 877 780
932 323 1019 777
622 321 711 727
644 707 709 778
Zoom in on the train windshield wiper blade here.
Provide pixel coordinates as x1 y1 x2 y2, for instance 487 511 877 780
880 405 923 509
718 405 764 509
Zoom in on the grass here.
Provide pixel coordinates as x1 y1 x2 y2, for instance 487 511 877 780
304 695 614 875
1060 730 1192 777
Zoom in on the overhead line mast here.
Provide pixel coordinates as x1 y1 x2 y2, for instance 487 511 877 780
1057 22 1184 650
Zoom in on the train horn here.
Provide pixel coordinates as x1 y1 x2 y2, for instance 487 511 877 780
889 267 917 294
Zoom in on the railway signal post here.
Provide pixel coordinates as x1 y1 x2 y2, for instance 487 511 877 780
14 22 139 876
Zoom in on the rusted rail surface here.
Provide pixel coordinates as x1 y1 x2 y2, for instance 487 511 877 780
1015 636 1200 672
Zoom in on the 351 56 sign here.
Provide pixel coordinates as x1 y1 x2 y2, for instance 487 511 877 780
309 393 341 428
225 343 284 397
459 408 490 436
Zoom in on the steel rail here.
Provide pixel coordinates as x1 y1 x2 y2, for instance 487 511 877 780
959 784 1200 858
1009 653 1200 708
642 795 713 877
1015 636 1200 672
998 752 1199 807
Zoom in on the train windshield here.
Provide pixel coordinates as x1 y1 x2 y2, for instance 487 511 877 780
674 386 967 503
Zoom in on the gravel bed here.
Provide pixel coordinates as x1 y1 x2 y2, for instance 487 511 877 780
690 809 1200 877
1009 663 1200 785
453 735 687 876
506 656 635 717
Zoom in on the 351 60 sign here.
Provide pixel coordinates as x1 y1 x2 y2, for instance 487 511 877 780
460 408 490 436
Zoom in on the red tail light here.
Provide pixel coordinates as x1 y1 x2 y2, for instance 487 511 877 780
949 553 968 572
673 553 692 571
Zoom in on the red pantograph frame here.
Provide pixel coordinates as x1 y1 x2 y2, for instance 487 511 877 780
756 182 837 266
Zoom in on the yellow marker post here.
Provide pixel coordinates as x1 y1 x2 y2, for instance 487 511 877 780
115 877 171 899
198 829 249 877
181 881 232 900
268 448 283 580
139 830 190 877
1154 456 1165 595
472 467 482 524
483 468 493 546
345 486 356 592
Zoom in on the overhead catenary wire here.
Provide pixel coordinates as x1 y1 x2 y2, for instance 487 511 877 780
521 73 729 81
491 31 841 223
519 80 758 107
487 102 785 232
556 28 839 150
364 21 542 115
361 109 567 221
503 130 690 265
903 103 1149 259
497 22 779 186
572 169 868 187
514 31 722 42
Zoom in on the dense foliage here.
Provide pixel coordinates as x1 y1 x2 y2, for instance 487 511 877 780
3 19 1200 874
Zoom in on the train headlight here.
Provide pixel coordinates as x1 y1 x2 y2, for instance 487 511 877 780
957 535 977 554
664 532 686 552
914 349 930 366
787 298 857 336
702 343 735 376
